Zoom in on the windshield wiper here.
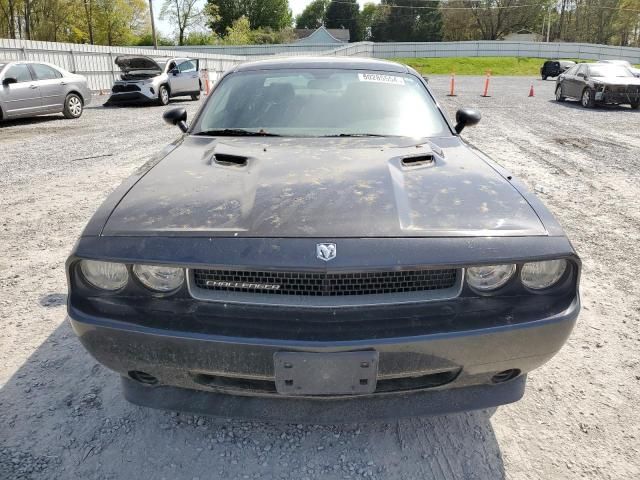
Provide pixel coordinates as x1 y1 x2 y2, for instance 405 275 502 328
194 128 280 137
322 133 391 137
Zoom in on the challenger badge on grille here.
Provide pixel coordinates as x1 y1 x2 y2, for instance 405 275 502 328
205 280 281 291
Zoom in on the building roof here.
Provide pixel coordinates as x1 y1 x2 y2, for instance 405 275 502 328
293 26 350 44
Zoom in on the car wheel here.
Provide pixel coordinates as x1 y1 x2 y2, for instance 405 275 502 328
555 85 566 102
542 75 547 80
581 88 595 108
157 85 170 106
63 93 84 119
191 93 200 101
630 101 640 110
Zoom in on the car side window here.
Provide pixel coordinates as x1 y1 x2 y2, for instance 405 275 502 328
4 64 32 83
564 65 578 75
32 63 62 80
178 60 196 73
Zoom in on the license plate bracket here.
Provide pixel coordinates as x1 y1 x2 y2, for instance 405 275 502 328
274 351 378 396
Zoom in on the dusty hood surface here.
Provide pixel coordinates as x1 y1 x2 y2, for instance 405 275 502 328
114 55 164 75
102 136 546 238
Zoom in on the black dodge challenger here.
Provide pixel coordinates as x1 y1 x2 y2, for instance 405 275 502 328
67 57 581 422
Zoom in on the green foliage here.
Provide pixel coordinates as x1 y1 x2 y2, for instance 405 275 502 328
324 0 360 41
358 2 379 41
135 31 175 46
221 15 295 44
295 0 329 29
206 0 292 37
372 1 443 42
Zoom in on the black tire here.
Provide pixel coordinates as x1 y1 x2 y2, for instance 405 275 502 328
630 101 640 110
157 85 170 106
191 93 201 101
542 75 547 80
63 93 83 119
555 85 566 102
581 88 595 108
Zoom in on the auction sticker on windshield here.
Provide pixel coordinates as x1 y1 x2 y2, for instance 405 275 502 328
358 73 405 85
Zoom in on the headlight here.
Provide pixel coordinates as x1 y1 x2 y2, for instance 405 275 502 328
466 264 516 291
521 259 567 290
133 264 184 292
80 260 128 291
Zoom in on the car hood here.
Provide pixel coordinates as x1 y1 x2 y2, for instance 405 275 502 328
102 136 547 238
114 55 163 75
591 76 640 86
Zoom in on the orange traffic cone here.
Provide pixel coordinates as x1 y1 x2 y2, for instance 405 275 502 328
528 84 535 97
447 73 457 97
481 70 491 97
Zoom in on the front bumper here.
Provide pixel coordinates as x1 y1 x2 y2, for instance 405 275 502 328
595 89 640 103
68 295 579 422
104 91 156 105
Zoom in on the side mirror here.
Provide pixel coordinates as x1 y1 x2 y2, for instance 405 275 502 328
577 72 586 78
170 68 179 76
163 107 188 133
454 108 481 134
2 77 17 86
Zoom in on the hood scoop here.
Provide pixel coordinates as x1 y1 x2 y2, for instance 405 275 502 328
213 153 249 167
401 153 434 167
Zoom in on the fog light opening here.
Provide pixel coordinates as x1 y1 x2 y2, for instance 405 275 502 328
491 369 520 384
128 370 158 385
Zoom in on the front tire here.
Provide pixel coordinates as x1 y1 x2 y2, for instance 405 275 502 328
581 88 595 108
542 75 547 80
555 85 566 102
630 101 640 110
157 85 170 106
191 93 200 101
63 93 83 119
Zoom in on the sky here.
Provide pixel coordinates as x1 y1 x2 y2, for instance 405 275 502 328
155 0 381 37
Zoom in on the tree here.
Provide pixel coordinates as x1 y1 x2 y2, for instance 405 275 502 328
160 0 202 45
324 0 359 41
358 2 379 40
372 1 443 42
94 0 147 45
295 0 328 29
206 0 292 36
464 0 545 40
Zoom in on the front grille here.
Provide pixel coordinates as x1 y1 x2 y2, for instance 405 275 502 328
112 84 141 93
192 268 458 297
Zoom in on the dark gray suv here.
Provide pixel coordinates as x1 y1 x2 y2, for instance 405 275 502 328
66 57 580 423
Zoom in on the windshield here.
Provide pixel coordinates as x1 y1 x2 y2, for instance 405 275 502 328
589 65 634 77
193 69 450 138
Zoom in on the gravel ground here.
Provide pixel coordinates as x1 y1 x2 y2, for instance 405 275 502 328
1 76 639 480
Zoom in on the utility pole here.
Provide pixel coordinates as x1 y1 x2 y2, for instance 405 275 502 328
149 0 158 49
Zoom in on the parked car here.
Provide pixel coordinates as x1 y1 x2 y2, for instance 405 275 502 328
555 62 640 108
0 60 91 121
104 56 201 106
540 59 576 80
597 59 640 77
67 57 581 423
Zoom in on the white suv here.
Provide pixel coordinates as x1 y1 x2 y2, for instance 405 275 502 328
105 56 201 106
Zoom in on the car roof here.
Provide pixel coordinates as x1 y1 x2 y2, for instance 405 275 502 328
233 56 409 73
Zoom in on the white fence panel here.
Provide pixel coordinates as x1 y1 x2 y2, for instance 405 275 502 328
2 38 640 92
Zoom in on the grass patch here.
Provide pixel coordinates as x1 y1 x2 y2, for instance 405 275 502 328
394 57 570 76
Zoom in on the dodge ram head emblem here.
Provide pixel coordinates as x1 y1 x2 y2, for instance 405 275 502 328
316 243 337 261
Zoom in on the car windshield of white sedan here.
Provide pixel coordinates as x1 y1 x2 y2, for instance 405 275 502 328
589 65 634 77
195 69 450 137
